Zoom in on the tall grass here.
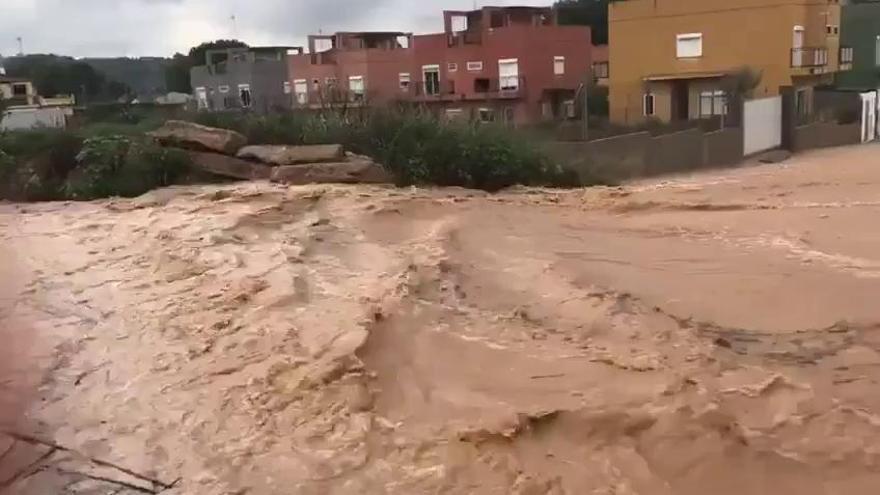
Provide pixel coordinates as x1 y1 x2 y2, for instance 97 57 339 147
194 108 581 191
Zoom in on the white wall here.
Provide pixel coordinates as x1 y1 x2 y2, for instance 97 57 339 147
1 107 70 131
743 96 782 156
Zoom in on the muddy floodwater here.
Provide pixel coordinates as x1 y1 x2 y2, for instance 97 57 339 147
2 144 880 494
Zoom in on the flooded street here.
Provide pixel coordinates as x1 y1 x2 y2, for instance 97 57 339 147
2 144 880 494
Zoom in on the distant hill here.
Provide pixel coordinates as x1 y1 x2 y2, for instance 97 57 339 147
3 54 171 102
83 57 170 100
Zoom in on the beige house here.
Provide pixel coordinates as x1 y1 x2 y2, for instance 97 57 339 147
609 0 849 125
0 76 38 106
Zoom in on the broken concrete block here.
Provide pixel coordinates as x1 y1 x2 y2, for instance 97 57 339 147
270 159 391 185
187 151 271 181
149 120 247 155
237 144 345 166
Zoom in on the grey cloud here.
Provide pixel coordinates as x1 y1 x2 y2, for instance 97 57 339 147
0 0 551 58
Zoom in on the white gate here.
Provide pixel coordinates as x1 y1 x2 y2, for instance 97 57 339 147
743 96 783 155
862 91 878 143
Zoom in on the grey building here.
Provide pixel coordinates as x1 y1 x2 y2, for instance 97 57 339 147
190 46 301 114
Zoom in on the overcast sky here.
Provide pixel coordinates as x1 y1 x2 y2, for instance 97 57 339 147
0 0 553 58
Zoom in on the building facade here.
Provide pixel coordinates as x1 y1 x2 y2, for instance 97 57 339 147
836 0 880 90
0 76 37 106
191 46 300 114
288 6 593 125
609 0 850 125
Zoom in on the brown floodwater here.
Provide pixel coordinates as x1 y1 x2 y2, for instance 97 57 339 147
2 144 880 494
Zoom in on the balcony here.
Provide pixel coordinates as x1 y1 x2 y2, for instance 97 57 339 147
407 77 528 102
791 47 828 67
411 79 458 101
839 46 854 71
472 76 528 100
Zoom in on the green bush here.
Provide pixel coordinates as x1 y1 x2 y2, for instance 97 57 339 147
0 129 83 200
193 107 581 191
64 135 190 200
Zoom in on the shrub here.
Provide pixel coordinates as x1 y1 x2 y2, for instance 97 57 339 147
193 107 582 191
64 135 190 200
0 129 83 200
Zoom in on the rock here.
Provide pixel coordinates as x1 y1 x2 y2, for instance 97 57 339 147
148 120 247 155
270 159 392 185
758 149 792 164
187 151 272 181
237 144 345 165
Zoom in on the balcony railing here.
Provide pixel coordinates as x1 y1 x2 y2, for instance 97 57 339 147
472 76 528 99
447 31 483 47
411 79 457 99
791 47 828 68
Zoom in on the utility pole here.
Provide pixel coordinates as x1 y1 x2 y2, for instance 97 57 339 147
230 15 238 38
16 37 23 56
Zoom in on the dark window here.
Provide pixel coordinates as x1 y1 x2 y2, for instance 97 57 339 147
490 12 505 28
12 84 27 96
240 86 252 108
643 93 655 116
424 69 441 96
474 78 491 93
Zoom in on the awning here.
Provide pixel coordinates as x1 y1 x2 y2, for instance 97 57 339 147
644 71 726 82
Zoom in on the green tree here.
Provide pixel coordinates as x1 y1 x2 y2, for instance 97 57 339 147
554 0 609 45
4 55 129 103
164 39 249 93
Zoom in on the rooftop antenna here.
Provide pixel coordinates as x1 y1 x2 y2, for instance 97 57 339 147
16 37 23 56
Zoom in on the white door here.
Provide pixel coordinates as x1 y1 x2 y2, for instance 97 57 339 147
743 96 783 155
860 92 877 143
792 26 804 67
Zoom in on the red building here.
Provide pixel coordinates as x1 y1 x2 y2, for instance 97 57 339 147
288 6 593 125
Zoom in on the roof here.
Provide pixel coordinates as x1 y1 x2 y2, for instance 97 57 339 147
0 76 30 84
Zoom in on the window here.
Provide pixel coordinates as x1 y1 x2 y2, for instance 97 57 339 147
12 83 28 96
238 84 252 108
423 65 441 96
876 36 880 66
474 78 491 93
479 108 495 123
699 90 727 117
293 79 308 105
592 62 609 79
563 100 576 119
826 25 839 35
218 85 230 94
503 107 515 124
195 87 208 110
283 81 292 95
448 62 458 72
467 61 483 72
451 15 468 32
554 56 566 76
349 76 365 100
445 108 464 120
643 93 655 116
325 77 338 87
399 73 411 91
676 33 703 58
498 58 520 91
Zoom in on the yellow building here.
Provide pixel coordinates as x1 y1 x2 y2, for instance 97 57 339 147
609 0 847 125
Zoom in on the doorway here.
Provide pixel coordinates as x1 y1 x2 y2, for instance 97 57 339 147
671 80 689 121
